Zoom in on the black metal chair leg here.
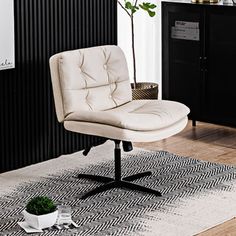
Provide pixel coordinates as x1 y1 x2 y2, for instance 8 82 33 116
78 174 113 183
79 141 162 200
81 181 117 199
120 180 162 196
123 171 152 181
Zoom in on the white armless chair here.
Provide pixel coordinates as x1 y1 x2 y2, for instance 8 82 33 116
49 45 190 199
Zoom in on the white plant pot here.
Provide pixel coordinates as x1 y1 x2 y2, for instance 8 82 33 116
22 209 58 230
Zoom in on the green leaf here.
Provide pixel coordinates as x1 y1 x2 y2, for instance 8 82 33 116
139 4 145 10
125 1 132 9
149 4 157 9
148 10 155 17
140 2 157 9
124 1 139 14
139 2 157 17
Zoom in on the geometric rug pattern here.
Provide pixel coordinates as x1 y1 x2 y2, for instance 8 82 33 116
1 150 236 236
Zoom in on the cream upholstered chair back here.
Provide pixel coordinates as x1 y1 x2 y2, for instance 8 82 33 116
49 45 132 122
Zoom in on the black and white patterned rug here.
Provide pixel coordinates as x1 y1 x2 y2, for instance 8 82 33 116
1 149 236 236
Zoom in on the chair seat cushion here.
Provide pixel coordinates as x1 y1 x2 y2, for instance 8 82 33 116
65 100 190 131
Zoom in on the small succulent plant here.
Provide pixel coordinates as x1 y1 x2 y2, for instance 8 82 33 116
26 196 57 215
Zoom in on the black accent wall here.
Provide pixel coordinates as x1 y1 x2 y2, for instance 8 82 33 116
0 0 117 173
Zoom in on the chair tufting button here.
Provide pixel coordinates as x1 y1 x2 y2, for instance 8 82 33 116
104 64 107 70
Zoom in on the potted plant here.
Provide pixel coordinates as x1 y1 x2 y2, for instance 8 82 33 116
118 0 158 99
22 196 58 230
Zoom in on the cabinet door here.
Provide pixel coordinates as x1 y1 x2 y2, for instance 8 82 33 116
162 3 204 119
203 8 236 125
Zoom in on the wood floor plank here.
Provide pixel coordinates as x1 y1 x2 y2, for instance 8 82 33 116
134 120 236 235
198 218 236 236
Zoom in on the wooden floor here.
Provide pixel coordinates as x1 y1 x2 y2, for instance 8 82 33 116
135 120 236 236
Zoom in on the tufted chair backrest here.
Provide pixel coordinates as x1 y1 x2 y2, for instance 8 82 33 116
49 45 132 122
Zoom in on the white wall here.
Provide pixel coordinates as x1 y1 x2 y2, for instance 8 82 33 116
118 0 162 97
0 0 15 70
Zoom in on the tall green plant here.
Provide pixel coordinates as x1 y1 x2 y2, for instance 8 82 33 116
118 0 157 89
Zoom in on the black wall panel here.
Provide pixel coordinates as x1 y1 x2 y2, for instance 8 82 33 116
0 0 117 173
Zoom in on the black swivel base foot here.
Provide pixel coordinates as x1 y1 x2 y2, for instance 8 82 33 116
79 170 162 200
78 142 162 200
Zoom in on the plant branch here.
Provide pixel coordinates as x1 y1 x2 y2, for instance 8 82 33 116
118 1 131 17
131 16 137 87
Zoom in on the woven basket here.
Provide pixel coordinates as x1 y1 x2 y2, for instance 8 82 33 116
131 82 158 100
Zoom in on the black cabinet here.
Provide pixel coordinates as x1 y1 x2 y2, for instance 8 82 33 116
162 1 236 127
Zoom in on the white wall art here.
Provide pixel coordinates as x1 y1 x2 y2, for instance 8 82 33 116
0 0 15 70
